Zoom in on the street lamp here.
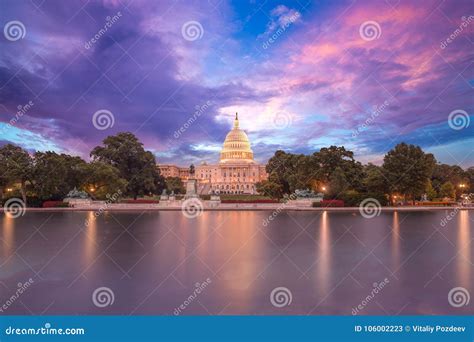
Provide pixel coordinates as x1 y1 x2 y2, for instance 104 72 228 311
459 183 466 188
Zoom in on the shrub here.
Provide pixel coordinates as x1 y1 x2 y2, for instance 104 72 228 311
42 201 69 208
26 196 43 208
312 199 344 207
340 192 388 207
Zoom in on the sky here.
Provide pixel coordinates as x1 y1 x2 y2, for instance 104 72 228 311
0 0 473 167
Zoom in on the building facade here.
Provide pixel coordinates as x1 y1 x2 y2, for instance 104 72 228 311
158 113 268 194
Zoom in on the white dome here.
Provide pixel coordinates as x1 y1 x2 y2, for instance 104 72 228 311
219 113 254 164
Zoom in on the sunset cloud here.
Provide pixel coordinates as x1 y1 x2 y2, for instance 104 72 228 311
0 0 472 166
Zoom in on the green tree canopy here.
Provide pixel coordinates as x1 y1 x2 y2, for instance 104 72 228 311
382 143 436 203
312 146 364 190
363 163 389 194
328 167 349 198
439 181 456 199
264 146 364 197
32 152 87 200
425 180 437 200
256 179 283 199
90 132 165 199
81 161 127 199
0 144 33 203
431 163 466 194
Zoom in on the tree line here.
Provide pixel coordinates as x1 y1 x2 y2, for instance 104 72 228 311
1 134 472 206
256 143 473 205
0 132 165 205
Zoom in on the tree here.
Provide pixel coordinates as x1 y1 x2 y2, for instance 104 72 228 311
0 144 33 204
431 163 465 194
439 181 455 200
466 167 474 193
256 179 283 199
425 180 437 200
264 147 365 196
81 161 127 199
382 143 436 204
165 177 185 194
363 163 389 194
91 132 165 199
265 151 292 194
32 152 87 200
312 146 364 191
265 151 314 194
328 167 349 198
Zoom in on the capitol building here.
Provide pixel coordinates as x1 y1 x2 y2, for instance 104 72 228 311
158 113 268 194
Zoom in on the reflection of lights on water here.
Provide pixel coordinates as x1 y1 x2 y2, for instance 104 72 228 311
457 210 470 285
391 211 400 267
83 211 97 264
2 214 15 258
317 211 331 294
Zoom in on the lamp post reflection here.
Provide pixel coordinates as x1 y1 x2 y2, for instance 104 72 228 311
317 211 331 295
1 214 15 259
391 211 400 269
457 210 470 287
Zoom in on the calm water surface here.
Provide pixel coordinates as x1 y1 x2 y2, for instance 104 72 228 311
0 210 472 315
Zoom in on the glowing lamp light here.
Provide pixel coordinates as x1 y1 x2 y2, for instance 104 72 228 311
6 188 13 192
321 186 326 191
89 187 95 192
